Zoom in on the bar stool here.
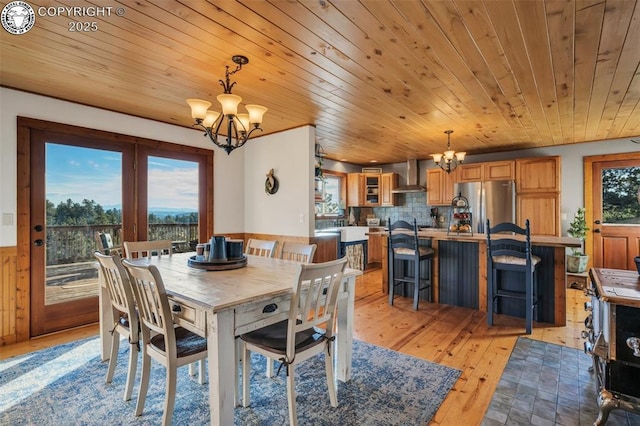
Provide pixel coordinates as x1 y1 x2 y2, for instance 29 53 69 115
486 219 541 334
387 218 434 310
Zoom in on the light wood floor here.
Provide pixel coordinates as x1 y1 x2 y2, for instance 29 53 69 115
0 267 589 425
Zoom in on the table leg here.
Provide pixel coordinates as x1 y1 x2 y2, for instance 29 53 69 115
207 309 235 426
336 275 355 382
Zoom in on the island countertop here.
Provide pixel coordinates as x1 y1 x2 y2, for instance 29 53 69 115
367 229 581 248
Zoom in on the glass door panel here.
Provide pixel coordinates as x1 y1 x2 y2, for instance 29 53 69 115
147 156 199 252
44 143 123 305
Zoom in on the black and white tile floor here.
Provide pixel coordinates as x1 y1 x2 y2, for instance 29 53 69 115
482 338 640 426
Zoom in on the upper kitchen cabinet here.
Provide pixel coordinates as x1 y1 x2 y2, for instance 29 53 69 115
516 157 560 192
457 161 514 182
380 173 398 206
347 172 398 207
427 168 456 205
347 173 364 207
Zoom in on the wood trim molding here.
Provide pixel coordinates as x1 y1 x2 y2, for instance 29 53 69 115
0 246 18 345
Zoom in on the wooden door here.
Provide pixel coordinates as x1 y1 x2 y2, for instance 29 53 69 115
29 130 134 336
586 153 640 270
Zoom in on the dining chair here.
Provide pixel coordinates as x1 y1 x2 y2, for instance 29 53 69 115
93 251 139 402
123 239 173 259
279 242 317 263
240 257 348 426
122 259 208 426
387 218 434 310
95 231 123 256
486 219 542 334
245 238 277 257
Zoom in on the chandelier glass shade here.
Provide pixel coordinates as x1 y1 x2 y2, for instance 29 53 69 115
431 130 466 174
187 55 268 154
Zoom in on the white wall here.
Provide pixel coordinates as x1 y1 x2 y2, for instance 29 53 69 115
0 88 317 245
244 126 316 237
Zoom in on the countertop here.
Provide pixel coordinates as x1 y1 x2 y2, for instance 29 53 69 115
367 228 581 248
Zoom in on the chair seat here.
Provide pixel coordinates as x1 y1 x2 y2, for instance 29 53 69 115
240 319 324 355
492 254 541 266
393 246 434 257
150 327 207 357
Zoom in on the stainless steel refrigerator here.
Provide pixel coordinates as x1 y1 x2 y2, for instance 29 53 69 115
453 180 516 233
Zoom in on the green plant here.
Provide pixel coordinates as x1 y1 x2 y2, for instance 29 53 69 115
567 207 589 255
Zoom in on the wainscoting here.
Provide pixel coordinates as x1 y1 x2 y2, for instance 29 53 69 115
0 246 18 345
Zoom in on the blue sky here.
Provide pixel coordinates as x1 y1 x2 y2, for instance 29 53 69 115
46 143 198 211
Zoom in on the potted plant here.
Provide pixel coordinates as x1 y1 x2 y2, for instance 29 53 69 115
567 207 589 273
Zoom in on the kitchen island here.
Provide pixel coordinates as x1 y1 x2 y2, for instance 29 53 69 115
372 229 581 326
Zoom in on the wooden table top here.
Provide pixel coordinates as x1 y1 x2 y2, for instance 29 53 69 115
129 252 362 313
590 268 640 307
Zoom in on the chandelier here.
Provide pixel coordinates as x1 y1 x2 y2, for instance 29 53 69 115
187 55 268 154
431 130 466 174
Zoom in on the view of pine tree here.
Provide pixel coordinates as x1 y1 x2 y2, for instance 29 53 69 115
602 167 640 224
47 199 197 225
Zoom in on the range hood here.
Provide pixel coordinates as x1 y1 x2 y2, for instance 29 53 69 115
391 159 426 193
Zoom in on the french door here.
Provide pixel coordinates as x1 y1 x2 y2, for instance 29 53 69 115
30 130 135 335
586 152 640 271
20 118 213 338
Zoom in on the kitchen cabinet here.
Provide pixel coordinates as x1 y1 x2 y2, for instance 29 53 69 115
457 160 514 182
367 227 385 263
347 173 364 207
516 156 560 192
427 168 455 205
515 156 561 236
380 173 398 206
347 173 398 207
484 161 515 181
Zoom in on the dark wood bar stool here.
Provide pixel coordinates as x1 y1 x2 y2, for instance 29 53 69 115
387 218 434 310
486 219 541 334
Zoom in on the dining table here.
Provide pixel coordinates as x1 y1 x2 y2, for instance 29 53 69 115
98 252 362 425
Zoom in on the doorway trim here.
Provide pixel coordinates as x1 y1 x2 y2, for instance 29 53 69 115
16 117 214 340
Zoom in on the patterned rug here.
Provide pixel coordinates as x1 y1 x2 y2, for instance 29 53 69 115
0 336 460 425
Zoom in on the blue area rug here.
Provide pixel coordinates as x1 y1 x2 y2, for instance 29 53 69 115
0 336 460 425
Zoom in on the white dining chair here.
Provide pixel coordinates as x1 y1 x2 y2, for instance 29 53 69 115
122 259 208 426
123 239 173 259
279 242 317 263
240 257 348 426
94 251 139 402
245 238 277 257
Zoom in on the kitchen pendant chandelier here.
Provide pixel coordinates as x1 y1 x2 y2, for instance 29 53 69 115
431 130 466 174
187 55 268 154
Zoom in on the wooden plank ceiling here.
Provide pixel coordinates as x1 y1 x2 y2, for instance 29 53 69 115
1 0 639 165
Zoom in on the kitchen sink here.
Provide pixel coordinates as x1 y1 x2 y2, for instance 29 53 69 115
317 226 369 242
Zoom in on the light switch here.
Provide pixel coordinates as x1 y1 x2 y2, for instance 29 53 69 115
2 213 14 226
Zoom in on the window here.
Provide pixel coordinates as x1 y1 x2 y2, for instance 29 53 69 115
315 171 346 216
602 166 640 224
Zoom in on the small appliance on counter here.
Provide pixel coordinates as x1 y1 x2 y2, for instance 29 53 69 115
366 217 380 226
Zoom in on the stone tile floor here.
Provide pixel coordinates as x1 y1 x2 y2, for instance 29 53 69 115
482 338 640 426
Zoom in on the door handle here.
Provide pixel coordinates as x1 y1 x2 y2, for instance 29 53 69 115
594 220 601 225
594 229 601 234
33 239 44 246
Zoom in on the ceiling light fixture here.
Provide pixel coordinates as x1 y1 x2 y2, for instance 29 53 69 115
431 130 466 174
187 55 268 154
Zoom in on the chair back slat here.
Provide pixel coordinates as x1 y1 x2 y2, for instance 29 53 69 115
280 242 317 263
246 238 277 257
287 258 347 358
486 219 533 266
124 240 173 259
